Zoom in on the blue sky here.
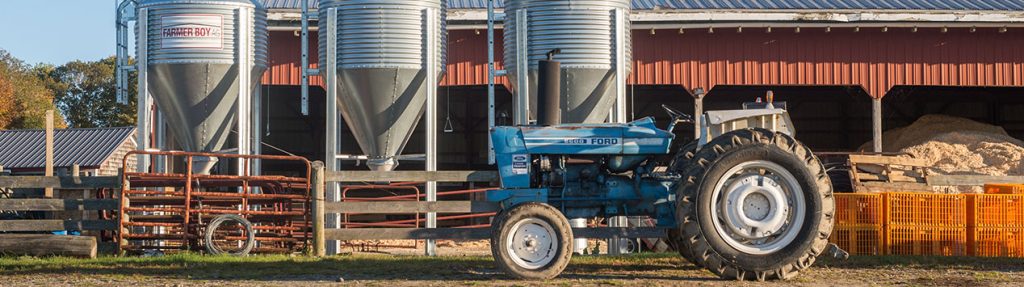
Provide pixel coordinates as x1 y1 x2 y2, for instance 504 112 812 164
0 1 117 65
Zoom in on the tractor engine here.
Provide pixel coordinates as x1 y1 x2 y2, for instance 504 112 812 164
488 117 679 226
530 154 675 221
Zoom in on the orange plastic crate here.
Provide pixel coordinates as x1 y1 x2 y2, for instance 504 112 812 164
985 184 1024 194
830 226 885 255
968 194 1024 228
886 192 966 227
835 193 884 227
887 225 968 256
969 227 1024 257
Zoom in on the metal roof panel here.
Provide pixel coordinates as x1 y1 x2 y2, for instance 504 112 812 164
260 0 1024 11
0 127 135 169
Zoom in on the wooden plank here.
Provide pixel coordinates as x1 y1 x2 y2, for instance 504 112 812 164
855 182 933 192
325 227 667 240
326 228 491 240
0 199 119 211
573 227 667 239
854 172 923 183
327 170 499 183
311 161 326 257
848 154 928 167
325 201 501 214
0 234 97 258
0 220 118 232
927 175 1024 186
0 176 121 189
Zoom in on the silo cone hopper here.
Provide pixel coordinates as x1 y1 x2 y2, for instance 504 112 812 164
319 0 447 171
138 0 268 174
336 69 426 171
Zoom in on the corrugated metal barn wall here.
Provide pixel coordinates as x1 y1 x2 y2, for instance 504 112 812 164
631 27 1024 98
263 27 1024 97
261 30 506 87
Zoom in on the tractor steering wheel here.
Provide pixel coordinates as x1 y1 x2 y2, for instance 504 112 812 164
662 104 692 123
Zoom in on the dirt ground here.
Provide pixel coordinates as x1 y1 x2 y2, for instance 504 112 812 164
2 250 1024 287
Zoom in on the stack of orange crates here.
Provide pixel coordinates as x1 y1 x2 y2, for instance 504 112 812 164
885 193 968 256
830 193 885 255
985 184 1024 194
968 193 1024 257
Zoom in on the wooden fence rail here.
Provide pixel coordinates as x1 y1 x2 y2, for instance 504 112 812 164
0 176 121 189
327 170 499 183
0 198 119 211
0 175 121 258
312 163 669 257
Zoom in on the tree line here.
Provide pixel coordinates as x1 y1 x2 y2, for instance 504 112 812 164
0 48 136 130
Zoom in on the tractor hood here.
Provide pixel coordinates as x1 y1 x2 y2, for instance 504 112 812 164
491 117 673 156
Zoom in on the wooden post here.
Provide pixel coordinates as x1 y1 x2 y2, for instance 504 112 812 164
45 110 54 198
311 161 326 257
872 98 883 153
693 88 705 141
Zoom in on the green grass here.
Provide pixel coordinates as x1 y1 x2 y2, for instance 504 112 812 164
0 253 693 282
2 252 1023 284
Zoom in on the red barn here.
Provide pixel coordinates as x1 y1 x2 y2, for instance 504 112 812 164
257 0 1024 171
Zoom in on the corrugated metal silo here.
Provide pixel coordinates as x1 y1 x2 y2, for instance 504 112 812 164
504 0 631 124
136 0 268 173
319 0 447 171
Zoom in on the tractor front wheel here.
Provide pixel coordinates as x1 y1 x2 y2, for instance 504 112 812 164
491 202 573 280
675 128 834 281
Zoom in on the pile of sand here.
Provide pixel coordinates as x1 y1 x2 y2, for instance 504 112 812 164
901 131 1024 177
874 114 1018 152
867 115 1024 193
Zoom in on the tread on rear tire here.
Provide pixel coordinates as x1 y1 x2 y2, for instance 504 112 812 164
675 128 834 281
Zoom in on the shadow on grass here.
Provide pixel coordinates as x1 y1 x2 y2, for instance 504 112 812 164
0 253 713 282
817 255 1024 272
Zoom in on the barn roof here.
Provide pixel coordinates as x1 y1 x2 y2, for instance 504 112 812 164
0 127 135 170
261 0 1024 11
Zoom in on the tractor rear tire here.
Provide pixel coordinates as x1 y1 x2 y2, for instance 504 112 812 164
491 202 574 280
666 141 703 267
675 128 834 281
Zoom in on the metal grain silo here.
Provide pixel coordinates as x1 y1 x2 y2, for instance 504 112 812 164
319 0 447 171
504 0 631 124
135 0 267 173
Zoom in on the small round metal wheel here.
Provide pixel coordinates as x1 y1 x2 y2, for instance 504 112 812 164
491 202 573 280
710 160 806 254
204 214 255 256
676 128 834 281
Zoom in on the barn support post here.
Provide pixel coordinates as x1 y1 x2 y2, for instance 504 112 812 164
514 9 530 125
611 8 627 123
236 5 252 176
693 88 705 140
872 98 883 153
136 8 150 173
424 7 439 257
323 7 341 255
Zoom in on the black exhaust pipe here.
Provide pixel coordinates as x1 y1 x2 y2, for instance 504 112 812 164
537 49 561 126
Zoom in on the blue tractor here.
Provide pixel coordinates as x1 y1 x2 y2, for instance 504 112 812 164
487 92 835 280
